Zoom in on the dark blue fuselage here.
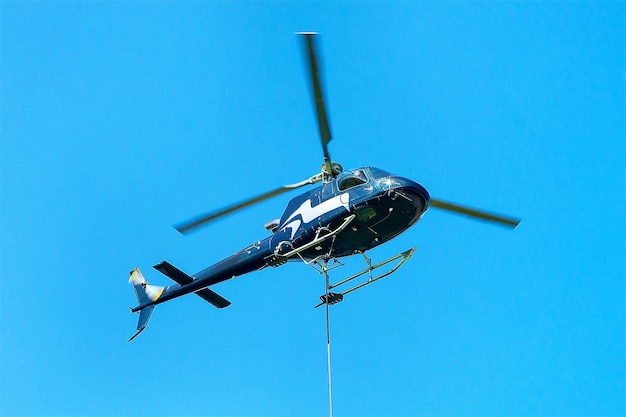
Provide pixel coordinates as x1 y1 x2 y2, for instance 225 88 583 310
148 167 429 307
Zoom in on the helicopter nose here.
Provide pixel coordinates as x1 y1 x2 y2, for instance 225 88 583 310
380 176 430 205
399 178 430 204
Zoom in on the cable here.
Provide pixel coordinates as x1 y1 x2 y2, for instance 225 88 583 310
324 262 333 417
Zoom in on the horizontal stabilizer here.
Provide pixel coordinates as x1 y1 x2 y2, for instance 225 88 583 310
153 261 193 285
153 261 231 309
195 288 231 308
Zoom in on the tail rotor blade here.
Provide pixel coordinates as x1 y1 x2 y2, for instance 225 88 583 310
430 198 521 229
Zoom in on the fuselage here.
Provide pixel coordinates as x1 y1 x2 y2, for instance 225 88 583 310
144 167 430 307
271 166 429 258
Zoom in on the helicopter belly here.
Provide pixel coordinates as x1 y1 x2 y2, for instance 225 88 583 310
299 187 428 259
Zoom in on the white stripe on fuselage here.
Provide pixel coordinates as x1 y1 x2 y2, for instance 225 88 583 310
280 194 350 239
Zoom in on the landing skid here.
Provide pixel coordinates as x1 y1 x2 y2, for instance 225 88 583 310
314 247 416 308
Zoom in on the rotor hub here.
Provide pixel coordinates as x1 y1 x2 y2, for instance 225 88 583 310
321 161 343 179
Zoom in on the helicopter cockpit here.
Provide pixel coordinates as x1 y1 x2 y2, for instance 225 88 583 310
335 167 394 191
337 169 368 191
366 167 392 179
336 167 394 188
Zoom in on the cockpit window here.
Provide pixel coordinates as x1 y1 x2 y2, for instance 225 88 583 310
367 167 392 179
338 169 368 191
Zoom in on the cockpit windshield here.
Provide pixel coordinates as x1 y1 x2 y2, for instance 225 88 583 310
367 167 393 179
337 169 368 191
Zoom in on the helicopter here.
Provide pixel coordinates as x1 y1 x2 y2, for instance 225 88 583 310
128 33 520 342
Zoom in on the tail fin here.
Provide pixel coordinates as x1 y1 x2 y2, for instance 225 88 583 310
128 268 164 342
128 305 155 342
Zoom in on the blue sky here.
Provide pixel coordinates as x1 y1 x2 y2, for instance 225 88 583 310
1 2 624 416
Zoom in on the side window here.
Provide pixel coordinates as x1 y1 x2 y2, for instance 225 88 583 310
338 169 368 191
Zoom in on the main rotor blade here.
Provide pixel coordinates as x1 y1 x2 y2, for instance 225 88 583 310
430 198 521 229
298 32 332 163
175 175 322 234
